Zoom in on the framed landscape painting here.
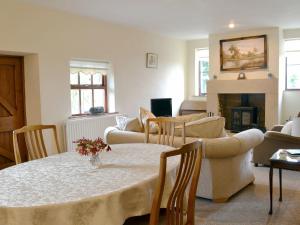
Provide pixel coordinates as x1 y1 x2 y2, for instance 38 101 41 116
220 35 267 71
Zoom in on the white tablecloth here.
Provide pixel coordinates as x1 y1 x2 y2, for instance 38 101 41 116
0 143 178 225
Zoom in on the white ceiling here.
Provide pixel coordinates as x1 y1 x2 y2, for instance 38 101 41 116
19 0 300 39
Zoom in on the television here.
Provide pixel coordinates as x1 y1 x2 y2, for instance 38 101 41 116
151 98 172 117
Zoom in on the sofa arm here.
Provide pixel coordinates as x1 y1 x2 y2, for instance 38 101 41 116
233 129 264 153
203 129 264 159
265 131 300 144
253 131 300 165
104 126 145 144
203 137 241 158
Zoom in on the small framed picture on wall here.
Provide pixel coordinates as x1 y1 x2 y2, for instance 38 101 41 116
146 53 158 68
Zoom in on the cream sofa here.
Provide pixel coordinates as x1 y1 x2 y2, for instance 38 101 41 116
104 127 264 202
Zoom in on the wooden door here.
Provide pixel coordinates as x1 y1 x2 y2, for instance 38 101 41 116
0 56 25 169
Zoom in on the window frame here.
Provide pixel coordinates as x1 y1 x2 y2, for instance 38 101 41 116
195 48 209 96
198 59 209 96
285 39 300 91
70 69 108 116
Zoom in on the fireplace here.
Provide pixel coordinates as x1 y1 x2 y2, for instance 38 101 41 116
206 79 278 130
218 93 266 132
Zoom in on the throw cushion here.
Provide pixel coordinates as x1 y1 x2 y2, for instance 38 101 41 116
124 117 143 132
116 116 143 132
281 120 293 135
139 107 159 133
291 117 300 137
175 116 225 138
116 115 128 130
175 113 207 123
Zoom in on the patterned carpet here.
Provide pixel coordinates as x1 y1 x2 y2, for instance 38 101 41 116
124 167 300 225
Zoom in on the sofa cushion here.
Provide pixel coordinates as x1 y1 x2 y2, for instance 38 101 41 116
291 117 300 137
281 120 293 135
175 113 207 123
175 116 225 138
139 107 158 133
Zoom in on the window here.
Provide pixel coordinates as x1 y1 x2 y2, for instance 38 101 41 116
195 48 209 95
285 39 300 90
70 61 109 115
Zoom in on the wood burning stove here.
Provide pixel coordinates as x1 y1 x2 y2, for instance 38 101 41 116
231 106 258 132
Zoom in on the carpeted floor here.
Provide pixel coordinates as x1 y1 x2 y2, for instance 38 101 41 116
124 167 300 225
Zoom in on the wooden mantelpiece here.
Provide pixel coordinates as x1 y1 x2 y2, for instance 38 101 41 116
207 79 278 130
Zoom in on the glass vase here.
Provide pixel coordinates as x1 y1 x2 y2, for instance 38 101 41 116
89 153 102 168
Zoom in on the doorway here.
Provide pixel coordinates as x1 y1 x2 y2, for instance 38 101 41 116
0 56 26 169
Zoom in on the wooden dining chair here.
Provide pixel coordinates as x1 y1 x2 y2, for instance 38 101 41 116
13 125 61 164
145 117 186 147
149 141 202 225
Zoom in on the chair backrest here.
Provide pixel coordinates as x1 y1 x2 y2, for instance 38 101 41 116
13 125 61 164
149 141 202 225
145 117 186 147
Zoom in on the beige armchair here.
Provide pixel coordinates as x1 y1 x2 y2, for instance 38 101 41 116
253 125 300 166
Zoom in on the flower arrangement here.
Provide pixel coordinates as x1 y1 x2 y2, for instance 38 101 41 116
74 137 111 156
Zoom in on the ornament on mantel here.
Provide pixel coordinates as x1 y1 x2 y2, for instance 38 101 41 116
237 72 246 80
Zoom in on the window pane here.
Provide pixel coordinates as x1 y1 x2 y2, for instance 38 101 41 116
287 64 300 89
71 89 80 114
79 72 92 85
199 60 209 94
81 89 93 113
285 40 300 52
94 89 105 108
70 73 78 85
93 73 102 85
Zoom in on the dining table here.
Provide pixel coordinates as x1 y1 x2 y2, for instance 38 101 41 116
0 143 179 225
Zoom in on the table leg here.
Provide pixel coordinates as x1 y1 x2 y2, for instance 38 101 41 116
269 166 273 215
279 168 282 202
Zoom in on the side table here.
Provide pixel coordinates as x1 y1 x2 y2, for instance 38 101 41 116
269 149 300 214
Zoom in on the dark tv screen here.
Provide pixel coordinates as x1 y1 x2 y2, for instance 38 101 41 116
151 98 172 117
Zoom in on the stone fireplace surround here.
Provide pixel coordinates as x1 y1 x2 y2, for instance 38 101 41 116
207 79 278 130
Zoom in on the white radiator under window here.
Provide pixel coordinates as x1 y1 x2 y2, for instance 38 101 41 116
65 114 119 151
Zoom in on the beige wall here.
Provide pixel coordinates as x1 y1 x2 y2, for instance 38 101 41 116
0 0 186 149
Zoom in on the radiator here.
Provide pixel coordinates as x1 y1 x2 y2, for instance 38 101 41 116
65 114 119 151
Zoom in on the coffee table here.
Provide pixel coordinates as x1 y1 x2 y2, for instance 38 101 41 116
269 149 300 214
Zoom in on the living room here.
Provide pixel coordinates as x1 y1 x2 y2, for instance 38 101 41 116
0 0 300 225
